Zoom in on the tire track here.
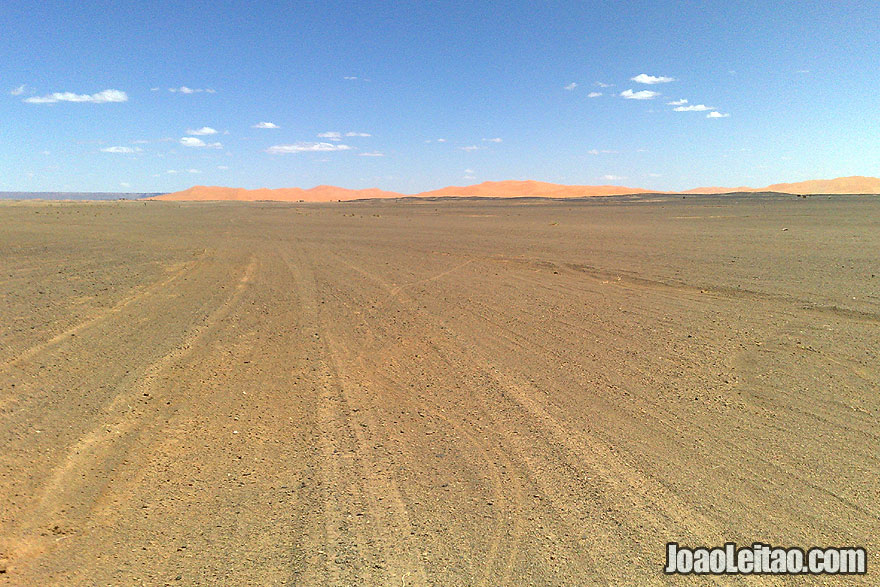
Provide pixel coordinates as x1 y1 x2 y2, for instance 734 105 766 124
0 254 255 574
0 249 209 378
277 243 361 586
404 258 879 580
279 243 428 585
497 255 880 325
322 248 528 585
407 275 729 547
329 292 526 585
325 247 738 577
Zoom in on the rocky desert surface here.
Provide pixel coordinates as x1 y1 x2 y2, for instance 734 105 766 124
1 194 878 584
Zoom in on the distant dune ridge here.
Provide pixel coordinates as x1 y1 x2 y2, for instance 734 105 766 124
414 180 655 198
762 176 880 194
151 176 880 202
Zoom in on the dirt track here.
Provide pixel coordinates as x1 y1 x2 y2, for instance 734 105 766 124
1 196 878 585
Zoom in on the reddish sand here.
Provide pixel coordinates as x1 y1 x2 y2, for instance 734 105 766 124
152 176 880 202
415 180 655 198
763 176 880 194
681 186 754 194
686 177 880 195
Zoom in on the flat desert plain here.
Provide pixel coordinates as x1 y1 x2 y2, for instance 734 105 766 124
1 195 878 585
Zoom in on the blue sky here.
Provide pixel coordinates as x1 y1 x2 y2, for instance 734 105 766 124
1 1 878 194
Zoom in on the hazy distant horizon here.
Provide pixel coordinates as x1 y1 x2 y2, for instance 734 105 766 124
0 192 164 201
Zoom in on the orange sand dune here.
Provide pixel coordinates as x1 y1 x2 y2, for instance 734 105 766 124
681 186 754 194
416 180 655 198
152 176 880 202
762 176 880 194
683 176 880 195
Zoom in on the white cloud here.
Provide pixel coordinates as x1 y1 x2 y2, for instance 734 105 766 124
595 82 612 88
620 89 660 100
437 138 447 142
101 146 141 153
180 137 222 148
24 89 128 104
707 111 730 118
187 169 201 173
464 168 475 174
587 92 602 98
120 182 131 188
564 82 578 91
266 142 352 154
359 152 384 157
674 104 714 111
667 98 688 106
648 173 662 177
482 137 502 143
602 174 624 181
318 130 371 140
186 126 218 135
252 122 280 129
169 86 214 94
631 74 676 84
588 149 618 155
460 145 482 151
217 165 229 170
150 87 160 92
10 85 28 96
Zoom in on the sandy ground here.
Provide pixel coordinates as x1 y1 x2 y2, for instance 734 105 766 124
1 195 878 585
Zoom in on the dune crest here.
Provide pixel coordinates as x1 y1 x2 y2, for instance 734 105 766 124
416 180 655 198
762 176 880 194
152 176 880 202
